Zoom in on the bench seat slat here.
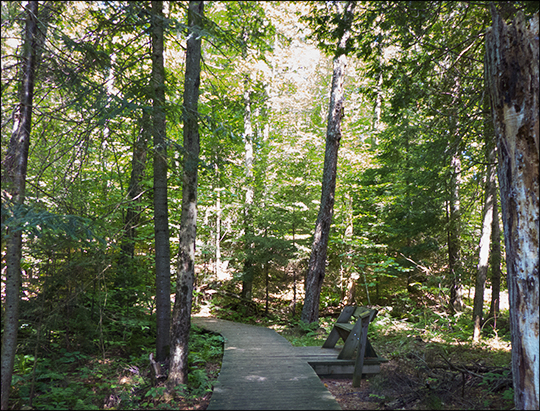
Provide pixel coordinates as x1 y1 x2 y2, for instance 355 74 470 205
335 323 354 331
322 305 385 387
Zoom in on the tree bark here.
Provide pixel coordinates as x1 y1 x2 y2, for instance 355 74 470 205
301 2 355 324
120 110 150 264
343 273 358 306
341 192 355 305
241 55 255 300
489 190 502 320
215 172 223 279
448 152 463 313
168 0 204 388
473 140 497 341
151 0 171 363
370 71 383 150
1 2 39 409
486 8 539 410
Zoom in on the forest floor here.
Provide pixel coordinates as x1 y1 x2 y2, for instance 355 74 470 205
181 301 513 410
320 339 513 410
316 307 513 410
176 331 512 411
9 293 512 410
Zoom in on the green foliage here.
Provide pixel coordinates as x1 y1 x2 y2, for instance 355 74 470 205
279 317 333 347
10 352 98 410
242 234 297 267
189 326 224 365
187 368 213 397
319 289 341 309
502 388 514 400
9 326 223 410
481 369 512 388
3 1 528 409
1 204 103 245
144 386 167 399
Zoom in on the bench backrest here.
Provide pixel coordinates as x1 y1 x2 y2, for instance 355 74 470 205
352 306 378 323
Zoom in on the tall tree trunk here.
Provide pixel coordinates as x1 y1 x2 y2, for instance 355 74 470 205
215 169 223 279
404 124 414 293
168 0 203 388
301 2 355 324
341 192 355 305
151 0 171 363
343 273 358 306
489 189 502 320
448 153 463 313
291 220 297 316
472 140 497 341
1 2 39 409
120 110 150 265
486 8 539 410
264 228 270 316
241 69 255 300
370 71 383 150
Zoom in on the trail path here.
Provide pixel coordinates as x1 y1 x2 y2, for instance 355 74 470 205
192 317 341 410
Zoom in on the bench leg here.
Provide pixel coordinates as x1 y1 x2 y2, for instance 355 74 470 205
322 306 356 348
352 316 370 387
322 328 341 348
338 320 363 359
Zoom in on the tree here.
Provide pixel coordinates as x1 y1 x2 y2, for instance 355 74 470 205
241 59 255 300
472 133 497 341
151 0 171 363
169 0 204 388
489 188 502 321
485 7 539 409
1 2 39 408
301 1 356 324
448 150 463 313
217 1 275 300
119 110 150 265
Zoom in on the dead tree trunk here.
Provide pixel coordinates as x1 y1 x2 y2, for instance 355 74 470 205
486 8 539 410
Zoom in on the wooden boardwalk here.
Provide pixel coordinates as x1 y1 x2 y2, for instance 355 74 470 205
192 317 341 410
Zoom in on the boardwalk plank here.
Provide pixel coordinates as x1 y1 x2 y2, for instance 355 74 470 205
192 317 341 410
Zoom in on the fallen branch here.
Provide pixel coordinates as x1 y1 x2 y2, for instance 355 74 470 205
438 352 484 378
430 362 509 375
149 353 166 385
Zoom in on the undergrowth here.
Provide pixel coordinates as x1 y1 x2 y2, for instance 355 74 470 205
274 304 513 410
9 285 513 410
9 325 224 410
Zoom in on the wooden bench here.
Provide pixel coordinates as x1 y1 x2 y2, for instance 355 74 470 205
322 306 387 386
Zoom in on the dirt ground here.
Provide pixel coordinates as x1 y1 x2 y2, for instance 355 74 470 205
320 357 512 410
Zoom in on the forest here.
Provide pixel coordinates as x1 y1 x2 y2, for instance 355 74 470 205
1 1 538 410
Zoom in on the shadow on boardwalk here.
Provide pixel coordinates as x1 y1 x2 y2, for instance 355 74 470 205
192 317 341 410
